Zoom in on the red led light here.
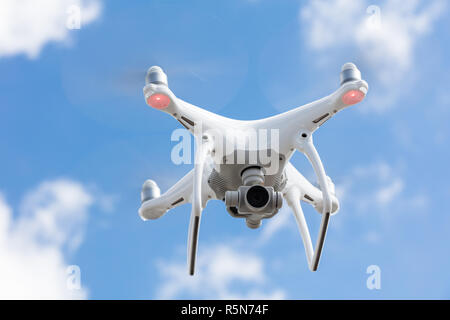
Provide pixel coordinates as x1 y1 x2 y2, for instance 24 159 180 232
147 94 171 109
342 90 365 105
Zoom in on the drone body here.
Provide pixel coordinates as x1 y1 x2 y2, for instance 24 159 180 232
139 63 368 275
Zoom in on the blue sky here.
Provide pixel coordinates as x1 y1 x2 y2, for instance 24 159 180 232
0 0 450 299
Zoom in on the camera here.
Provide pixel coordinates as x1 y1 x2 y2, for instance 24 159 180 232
225 185 282 214
224 167 283 228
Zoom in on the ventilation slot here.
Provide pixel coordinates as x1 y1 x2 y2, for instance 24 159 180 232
181 116 195 127
171 198 184 206
304 194 314 202
313 113 330 124
177 119 190 130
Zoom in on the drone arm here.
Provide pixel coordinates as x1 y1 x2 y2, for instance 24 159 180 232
266 63 368 136
143 67 233 136
292 134 333 271
278 79 368 134
139 170 194 221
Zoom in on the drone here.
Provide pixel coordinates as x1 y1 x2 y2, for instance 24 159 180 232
138 63 368 275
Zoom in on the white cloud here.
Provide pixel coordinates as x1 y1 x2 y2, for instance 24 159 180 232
300 0 446 111
364 230 382 244
336 162 405 208
0 179 96 299
259 206 292 244
336 162 408 211
301 0 365 51
335 161 429 240
156 244 285 299
375 178 403 206
0 0 102 58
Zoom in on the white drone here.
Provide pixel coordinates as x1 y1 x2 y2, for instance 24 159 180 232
138 63 368 275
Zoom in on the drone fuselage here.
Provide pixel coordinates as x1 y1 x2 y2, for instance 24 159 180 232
138 63 368 275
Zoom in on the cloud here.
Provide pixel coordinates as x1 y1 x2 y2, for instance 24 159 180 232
375 178 404 206
300 0 446 111
336 162 408 210
259 206 293 244
335 161 429 242
155 244 285 299
301 0 365 51
254 162 420 244
0 179 96 299
0 0 102 58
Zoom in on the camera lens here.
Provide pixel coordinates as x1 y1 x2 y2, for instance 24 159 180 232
246 186 269 208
